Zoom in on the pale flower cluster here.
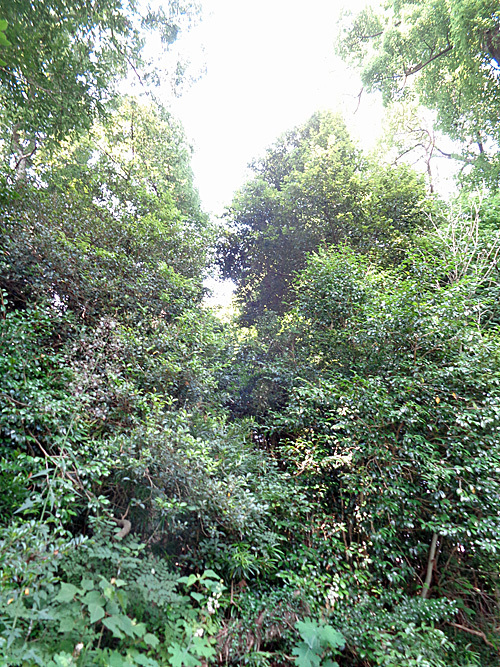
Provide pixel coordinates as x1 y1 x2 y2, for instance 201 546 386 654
207 592 222 615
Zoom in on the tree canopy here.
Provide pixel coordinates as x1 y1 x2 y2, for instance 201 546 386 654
0 0 199 179
219 110 437 323
338 0 500 187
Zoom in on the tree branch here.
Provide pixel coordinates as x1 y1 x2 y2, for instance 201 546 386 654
447 622 496 649
354 87 364 114
422 532 439 598
360 30 384 40
112 518 132 540
405 44 453 77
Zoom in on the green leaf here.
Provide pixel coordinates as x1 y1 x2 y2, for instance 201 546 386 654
88 602 105 623
105 613 141 638
190 591 204 602
191 636 216 659
102 615 125 639
143 632 160 648
132 654 160 667
58 617 76 633
0 20 8 30
134 622 147 638
80 578 95 591
318 625 345 650
48 652 75 667
55 582 81 603
82 590 104 606
295 620 323 651
168 642 202 667
177 574 197 586
106 653 126 667
291 643 322 667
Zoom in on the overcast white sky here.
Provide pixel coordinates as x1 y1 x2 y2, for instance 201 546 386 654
170 0 381 216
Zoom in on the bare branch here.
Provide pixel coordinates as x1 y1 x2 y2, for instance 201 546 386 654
354 87 364 114
405 44 453 77
447 622 496 649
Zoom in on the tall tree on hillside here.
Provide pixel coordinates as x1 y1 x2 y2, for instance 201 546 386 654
40 97 205 227
219 111 435 323
338 0 500 187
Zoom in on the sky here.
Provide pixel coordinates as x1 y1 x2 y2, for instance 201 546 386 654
170 0 381 217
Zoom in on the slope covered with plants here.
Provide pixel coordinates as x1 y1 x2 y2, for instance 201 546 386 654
1 1 500 666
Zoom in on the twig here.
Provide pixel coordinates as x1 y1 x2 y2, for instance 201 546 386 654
354 87 364 114
447 622 496 649
1 392 30 407
405 44 453 76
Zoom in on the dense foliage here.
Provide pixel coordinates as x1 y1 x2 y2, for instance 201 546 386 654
219 111 437 323
337 0 500 187
0 0 199 180
1 1 500 666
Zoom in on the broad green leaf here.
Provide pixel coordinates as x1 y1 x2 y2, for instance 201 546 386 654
48 652 75 667
103 616 125 639
177 574 197 586
80 578 95 591
143 632 160 648
88 602 105 623
106 653 126 667
109 613 140 637
55 583 81 603
295 620 323 651
134 621 147 638
132 653 160 667
82 590 104 606
291 643 322 667
190 591 204 602
318 626 345 650
168 642 201 667
191 636 216 659
58 617 76 633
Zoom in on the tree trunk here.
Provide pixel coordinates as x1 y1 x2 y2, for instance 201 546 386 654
11 124 36 182
421 532 439 599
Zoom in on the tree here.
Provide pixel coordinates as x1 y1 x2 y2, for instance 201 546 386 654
268 227 500 662
338 0 500 187
219 111 435 323
218 112 362 322
0 0 199 180
39 96 205 228
0 96 210 323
